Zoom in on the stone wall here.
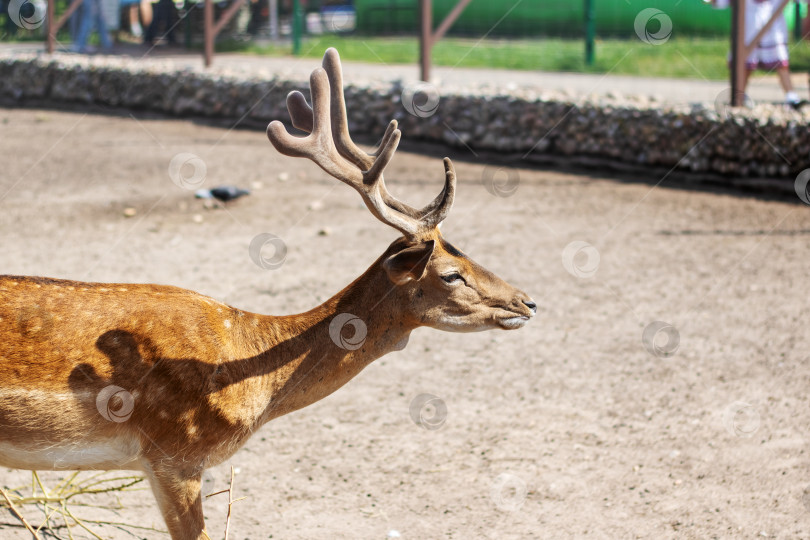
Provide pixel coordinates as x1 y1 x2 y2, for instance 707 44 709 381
1 54 808 181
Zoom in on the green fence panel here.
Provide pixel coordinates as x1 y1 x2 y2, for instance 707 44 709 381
355 0 806 38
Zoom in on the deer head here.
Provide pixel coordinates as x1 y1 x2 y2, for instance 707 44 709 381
266 48 536 333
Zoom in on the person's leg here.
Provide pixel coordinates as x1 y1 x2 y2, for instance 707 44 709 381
775 66 803 105
150 0 173 43
776 65 803 106
776 66 795 93
140 0 152 28
143 1 154 44
68 0 80 39
164 0 177 44
71 0 93 51
145 0 164 44
129 5 142 36
92 0 112 49
742 67 751 94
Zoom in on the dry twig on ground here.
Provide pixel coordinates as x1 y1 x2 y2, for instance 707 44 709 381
205 467 247 540
0 471 163 538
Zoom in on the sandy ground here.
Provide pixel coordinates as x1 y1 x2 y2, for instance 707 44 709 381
1 107 809 539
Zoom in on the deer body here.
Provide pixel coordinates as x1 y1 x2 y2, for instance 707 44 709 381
0 49 534 539
0 246 411 470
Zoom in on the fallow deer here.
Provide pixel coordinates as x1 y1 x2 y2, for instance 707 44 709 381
0 48 536 539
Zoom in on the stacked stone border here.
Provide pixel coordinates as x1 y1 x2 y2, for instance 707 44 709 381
1 54 808 188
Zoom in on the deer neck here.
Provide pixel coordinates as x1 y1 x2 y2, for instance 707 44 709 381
243 253 416 428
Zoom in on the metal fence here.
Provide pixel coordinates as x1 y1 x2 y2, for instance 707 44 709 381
346 0 805 39
3 0 807 42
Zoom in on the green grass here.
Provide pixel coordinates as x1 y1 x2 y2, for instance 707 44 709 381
4 23 810 79
232 35 810 80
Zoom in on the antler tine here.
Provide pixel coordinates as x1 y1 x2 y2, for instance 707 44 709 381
354 125 430 236
287 93 424 219
284 50 436 221
268 64 428 238
286 86 421 217
287 88 397 167
286 92 403 197
267 68 363 186
286 90 313 133
421 158 456 229
268 49 456 240
321 48 374 169
321 48 447 221
374 120 398 158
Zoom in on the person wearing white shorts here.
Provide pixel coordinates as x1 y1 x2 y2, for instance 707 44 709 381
712 0 805 108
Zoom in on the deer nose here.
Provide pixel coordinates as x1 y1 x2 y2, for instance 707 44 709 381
522 299 537 314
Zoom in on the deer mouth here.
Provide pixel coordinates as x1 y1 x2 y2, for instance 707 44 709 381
498 315 531 330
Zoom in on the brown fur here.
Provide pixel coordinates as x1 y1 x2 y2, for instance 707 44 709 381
0 233 534 539
0 48 535 540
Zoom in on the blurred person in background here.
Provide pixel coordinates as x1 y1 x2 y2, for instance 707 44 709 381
70 0 113 53
1 0 19 37
144 0 177 46
120 0 149 37
712 0 805 108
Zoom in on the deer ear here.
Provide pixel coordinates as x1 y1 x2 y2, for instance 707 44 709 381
383 240 435 285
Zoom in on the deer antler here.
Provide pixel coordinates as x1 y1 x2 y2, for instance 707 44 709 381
267 48 454 239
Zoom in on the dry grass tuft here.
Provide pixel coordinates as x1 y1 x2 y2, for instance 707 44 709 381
0 471 162 539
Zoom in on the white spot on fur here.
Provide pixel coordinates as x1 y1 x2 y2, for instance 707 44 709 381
224 320 231 329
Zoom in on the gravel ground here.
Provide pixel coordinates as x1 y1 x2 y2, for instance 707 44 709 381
1 107 809 539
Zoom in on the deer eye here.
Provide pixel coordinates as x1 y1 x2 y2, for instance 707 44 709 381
441 272 463 284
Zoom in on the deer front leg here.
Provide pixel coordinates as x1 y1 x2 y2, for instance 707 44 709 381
145 466 208 540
